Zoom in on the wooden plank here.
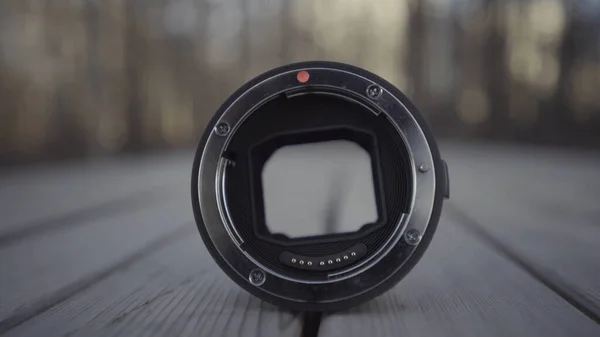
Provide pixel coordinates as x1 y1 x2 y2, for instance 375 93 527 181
4 143 597 336
0 151 191 237
4 233 303 337
318 214 600 337
0 184 192 326
443 143 600 317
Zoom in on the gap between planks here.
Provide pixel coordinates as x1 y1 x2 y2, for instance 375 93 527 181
446 203 600 325
301 311 323 337
0 223 194 334
0 184 179 248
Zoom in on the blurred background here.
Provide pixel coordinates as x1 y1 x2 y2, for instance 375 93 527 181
1 0 599 167
2 2 600 336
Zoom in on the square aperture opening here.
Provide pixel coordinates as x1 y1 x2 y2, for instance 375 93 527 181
249 127 386 245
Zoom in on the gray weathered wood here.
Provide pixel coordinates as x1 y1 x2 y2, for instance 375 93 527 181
318 214 600 337
443 143 600 316
0 183 191 325
0 151 191 237
4 232 303 337
3 143 599 337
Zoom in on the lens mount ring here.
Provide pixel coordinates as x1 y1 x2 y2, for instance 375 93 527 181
191 61 446 311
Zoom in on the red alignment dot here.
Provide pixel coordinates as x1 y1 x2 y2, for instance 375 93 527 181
297 70 310 83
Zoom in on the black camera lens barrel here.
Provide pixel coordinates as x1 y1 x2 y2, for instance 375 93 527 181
191 61 449 311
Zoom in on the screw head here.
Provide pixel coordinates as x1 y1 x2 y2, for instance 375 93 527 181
320 261 325 266
419 164 429 173
404 229 422 245
366 84 382 99
307 261 312 266
249 269 266 286
215 122 230 136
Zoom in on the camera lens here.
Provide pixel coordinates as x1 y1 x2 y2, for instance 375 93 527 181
191 61 449 311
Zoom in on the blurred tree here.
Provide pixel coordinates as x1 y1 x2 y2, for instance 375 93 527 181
123 0 144 153
1 0 599 166
484 0 510 141
407 0 427 107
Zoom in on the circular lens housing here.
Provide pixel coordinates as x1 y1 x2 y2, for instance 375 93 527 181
191 61 449 311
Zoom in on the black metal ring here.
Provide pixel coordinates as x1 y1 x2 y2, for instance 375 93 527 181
191 61 448 311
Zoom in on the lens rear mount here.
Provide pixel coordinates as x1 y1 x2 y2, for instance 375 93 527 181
191 61 449 311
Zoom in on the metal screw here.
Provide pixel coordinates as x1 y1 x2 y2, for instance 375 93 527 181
299 260 305 265
215 122 230 136
291 258 296 263
320 261 325 266
351 252 356 257
343 255 349 260
307 261 312 266
328 260 333 265
419 164 429 173
366 84 382 100
336 258 341 263
249 269 266 286
404 229 422 245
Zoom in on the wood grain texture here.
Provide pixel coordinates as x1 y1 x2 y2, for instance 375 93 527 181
0 151 191 237
443 143 600 316
3 143 599 337
4 234 303 337
318 214 600 337
0 184 192 325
